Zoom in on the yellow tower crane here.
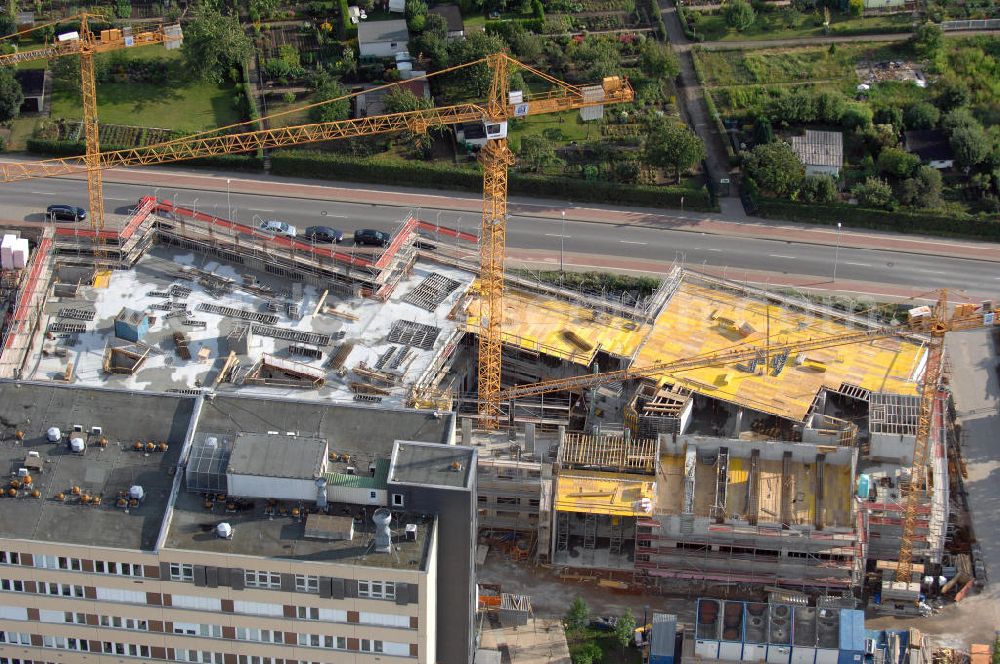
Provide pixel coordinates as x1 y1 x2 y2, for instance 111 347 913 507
0 53 633 426
0 13 182 231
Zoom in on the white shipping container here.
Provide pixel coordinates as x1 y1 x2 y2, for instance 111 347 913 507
11 238 29 269
0 234 14 270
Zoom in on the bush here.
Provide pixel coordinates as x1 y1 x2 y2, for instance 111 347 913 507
798 174 837 203
26 138 264 171
851 176 894 209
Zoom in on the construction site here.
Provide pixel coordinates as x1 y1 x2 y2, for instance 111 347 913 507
1 193 990 614
0 26 995 662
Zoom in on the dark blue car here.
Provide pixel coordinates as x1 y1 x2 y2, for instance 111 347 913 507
304 226 344 243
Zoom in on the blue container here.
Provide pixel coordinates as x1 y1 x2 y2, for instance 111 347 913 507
115 307 149 342
837 610 866 664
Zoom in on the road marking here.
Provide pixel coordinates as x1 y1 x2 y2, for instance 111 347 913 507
702 248 723 252
28 191 57 195
325 214 348 218
843 261 871 267
620 240 647 245
545 233 570 238
247 208 274 213
768 254 797 259
919 269 947 275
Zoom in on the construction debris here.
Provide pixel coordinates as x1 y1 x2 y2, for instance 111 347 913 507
251 324 338 347
197 303 278 325
102 343 151 375
244 353 326 388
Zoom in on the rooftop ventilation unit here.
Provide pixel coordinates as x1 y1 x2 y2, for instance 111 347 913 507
47 427 61 442
216 522 233 539
129 485 145 501
69 437 85 453
373 508 392 553
405 523 418 541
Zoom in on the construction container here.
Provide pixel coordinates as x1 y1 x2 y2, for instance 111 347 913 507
836 610 864 664
767 604 792 664
114 307 149 342
814 608 841 664
649 613 677 664
11 238 29 269
742 603 768 662
792 607 817 664
0 234 14 270
696 599 721 659
720 601 745 660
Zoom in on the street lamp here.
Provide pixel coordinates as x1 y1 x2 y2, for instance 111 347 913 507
192 198 199 219
456 216 463 246
560 210 566 272
226 179 232 221
833 222 842 282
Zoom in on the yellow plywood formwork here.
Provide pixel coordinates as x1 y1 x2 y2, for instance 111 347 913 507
554 470 656 516
467 284 650 366
634 282 924 422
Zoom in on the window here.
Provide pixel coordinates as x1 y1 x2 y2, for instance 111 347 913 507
0 632 31 646
496 496 518 505
358 580 396 600
236 628 281 644
296 606 319 620
0 607 27 621
295 575 319 593
233 600 283 617
369 491 377 499
359 612 410 628
172 595 223 611
44 636 89 651
170 562 194 581
392 493 404 507
96 561 142 576
95 586 144 603
0 579 24 592
0 551 19 565
33 554 58 569
58 557 82 571
360 639 384 653
176 650 223 664
40 582 84 597
100 616 149 631
244 570 281 589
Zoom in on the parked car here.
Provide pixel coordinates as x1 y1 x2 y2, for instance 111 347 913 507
354 228 390 247
259 220 297 237
46 204 87 222
589 616 618 632
304 226 344 243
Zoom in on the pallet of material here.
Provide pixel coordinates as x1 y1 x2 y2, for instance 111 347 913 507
323 305 359 321
353 364 398 386
327 342 354 370
173 332 192 360
349 381 390 396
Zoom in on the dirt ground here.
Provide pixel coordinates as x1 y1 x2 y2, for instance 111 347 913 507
478 548 695 624
866 586 1000 647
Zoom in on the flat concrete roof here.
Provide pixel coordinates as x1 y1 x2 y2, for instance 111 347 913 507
163 493 434 570
0 382 193 550
389 440 474 489
227 432 326 479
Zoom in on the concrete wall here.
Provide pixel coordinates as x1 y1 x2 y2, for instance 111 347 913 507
869 433 915 466
227 473 318 502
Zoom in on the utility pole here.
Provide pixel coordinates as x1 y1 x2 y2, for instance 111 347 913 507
833 222 842 282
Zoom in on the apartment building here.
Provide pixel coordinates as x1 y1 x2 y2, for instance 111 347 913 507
0 382 475 664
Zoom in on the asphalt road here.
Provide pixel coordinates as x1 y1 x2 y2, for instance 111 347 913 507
5 175 1000 297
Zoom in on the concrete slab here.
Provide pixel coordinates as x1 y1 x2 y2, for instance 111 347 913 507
478 617 571 664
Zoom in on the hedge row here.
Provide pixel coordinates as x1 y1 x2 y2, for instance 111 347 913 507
270 150 716 210
755 197 1000 240
638 0 667 40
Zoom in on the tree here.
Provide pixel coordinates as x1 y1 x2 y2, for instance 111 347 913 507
904 101 939 130
518 135 559 172
644 121 705 183
405 0 428 31
743 141 804 197
799 174 837 203
899 165 942 207
565 597 589 631
815 91 847 124
950 124 989 169
874 105 903 132
182 7 253 83
640 40 680 79
571 642 603 664
614 609 637 651
0 67 22 123
852 176 894 209
724 0 755 31
752 116 774 145
50 54 81 93
877 147 920 179
421 13 449 41
848 0 863 16
936 77 971 111
841 102 872 130
384 88 432 114
447 31 507 97
0 11 16 37
942 107 978 136
310 77 351 123
911 21 942 59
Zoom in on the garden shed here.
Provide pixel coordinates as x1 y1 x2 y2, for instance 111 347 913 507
791 130 843 177
358 20 410 58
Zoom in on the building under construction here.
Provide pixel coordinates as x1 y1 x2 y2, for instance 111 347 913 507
0 200 962 607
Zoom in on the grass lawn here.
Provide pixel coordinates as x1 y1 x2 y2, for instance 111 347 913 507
6 117 42 151
509 110 599 143
48 46 242 133
464 12 488 31
688 8 913 41
263 94 315 128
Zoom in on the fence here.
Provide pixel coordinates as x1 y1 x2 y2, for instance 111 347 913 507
941 18 1000 30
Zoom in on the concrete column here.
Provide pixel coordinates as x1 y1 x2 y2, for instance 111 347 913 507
461 417 472 445
524 423 535 454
